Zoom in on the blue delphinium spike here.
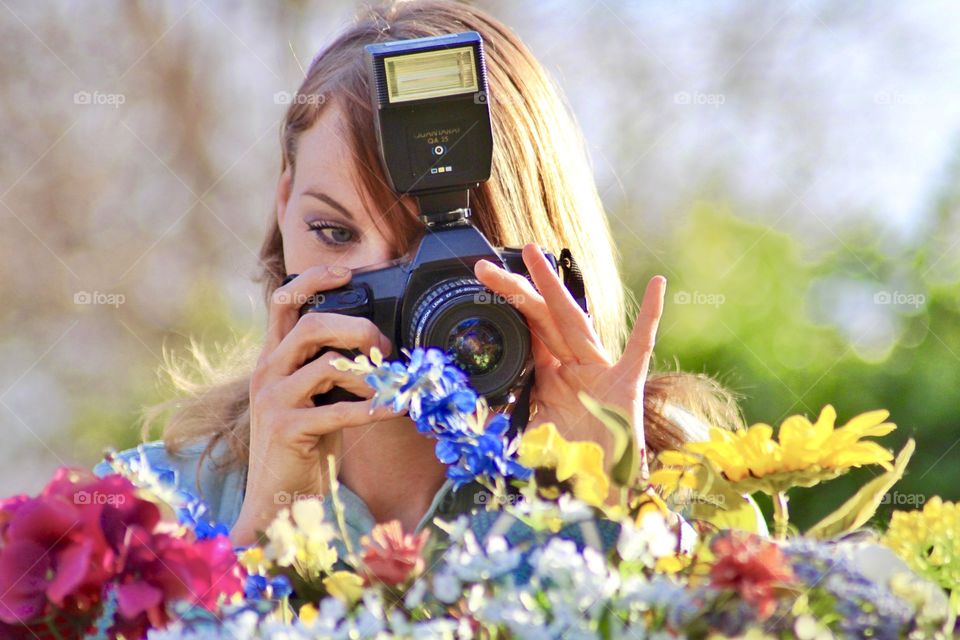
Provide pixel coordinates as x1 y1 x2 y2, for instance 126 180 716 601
347 346 530 488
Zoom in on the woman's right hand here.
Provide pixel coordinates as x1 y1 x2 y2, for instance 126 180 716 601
230 264 394 545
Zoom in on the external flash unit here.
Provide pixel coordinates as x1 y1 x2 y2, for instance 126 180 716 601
365 31 493 222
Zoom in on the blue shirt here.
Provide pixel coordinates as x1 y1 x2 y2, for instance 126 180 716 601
93 438 487 556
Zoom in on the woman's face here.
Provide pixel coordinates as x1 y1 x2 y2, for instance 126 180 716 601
276 101 417 275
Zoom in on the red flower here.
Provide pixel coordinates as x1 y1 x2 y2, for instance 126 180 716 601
0 467 244 639
0 468 125 626
112 528 244 638
709 531 795 619
360 520 430 587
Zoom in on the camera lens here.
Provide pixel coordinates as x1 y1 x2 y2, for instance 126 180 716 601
407 276 530 404
447 318 504 375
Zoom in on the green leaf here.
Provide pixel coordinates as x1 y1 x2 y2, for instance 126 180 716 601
683 460 764 533
805 438 915 540
577 391 637 487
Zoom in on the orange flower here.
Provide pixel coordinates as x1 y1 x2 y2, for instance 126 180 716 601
709 531 795 620
360 520 429 587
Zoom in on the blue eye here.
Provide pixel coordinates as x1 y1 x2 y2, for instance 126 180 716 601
307 221 357 246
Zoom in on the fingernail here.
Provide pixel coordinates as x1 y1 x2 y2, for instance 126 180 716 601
328 265 350 277
478 259 501 271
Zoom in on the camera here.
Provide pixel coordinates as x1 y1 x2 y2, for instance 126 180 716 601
286 31 586 407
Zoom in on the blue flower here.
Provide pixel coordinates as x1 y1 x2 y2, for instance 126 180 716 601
176 492 230 540
244 574 293 600
351 347 531 488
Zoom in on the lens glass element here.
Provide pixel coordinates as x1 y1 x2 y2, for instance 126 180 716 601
446 317 504 375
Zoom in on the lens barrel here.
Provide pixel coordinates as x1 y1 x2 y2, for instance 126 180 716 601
406 277 529 403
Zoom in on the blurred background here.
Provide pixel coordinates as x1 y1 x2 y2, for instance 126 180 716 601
2 0 958 529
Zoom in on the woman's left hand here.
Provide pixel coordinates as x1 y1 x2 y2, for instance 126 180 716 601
474 243 666 474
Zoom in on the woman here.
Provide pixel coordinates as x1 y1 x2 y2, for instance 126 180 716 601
97 0 743 550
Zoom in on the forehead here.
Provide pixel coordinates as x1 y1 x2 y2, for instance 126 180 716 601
292 103 366 204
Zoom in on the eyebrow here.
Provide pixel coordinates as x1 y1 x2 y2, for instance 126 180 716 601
302 190 355 221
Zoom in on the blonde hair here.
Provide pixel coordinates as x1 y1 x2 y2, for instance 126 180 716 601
150 0 744 472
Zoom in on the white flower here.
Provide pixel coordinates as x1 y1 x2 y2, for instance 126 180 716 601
264 510 297 566
433 569 463 604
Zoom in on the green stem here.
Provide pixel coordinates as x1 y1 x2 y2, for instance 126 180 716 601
946 589 958 634
772 491 790 539
44 616 65 640
327 454 355 558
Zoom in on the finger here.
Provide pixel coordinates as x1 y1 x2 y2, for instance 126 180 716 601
619 275 666 378
474 258 577 364
290 399 399 437
530 331 558 372
262 264 354 356
266 312 391 378
521 244 609 363
279 351 377 406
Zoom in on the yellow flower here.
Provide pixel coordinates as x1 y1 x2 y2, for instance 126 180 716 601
882 497 960 597
655 405 896 495
238 546 270 574
298 603 318 627
323 570 365 606
518 422 610 507
264 499 339 582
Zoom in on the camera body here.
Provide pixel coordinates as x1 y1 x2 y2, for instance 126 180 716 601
294 224 564 405
288 31 586 408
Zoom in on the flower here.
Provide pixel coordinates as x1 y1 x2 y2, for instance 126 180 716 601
323 571 365 605
244 574 292 601
263 499 338 581
334 346 531 488
882 497 960 598
708 531 795 620
360 520 430 587
654 405 896 495
112 527 244 637
517 422 610 507
0 469 141 627
783 539 916 638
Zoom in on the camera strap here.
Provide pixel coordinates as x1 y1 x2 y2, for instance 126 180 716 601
559 248 588 315
506 370 535 439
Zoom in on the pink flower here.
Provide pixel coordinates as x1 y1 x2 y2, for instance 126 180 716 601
360 520 429 587
112 529 244 638
0 466 243 639
0 468 123 626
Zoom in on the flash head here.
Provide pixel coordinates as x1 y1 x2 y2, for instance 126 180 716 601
365 31 493 222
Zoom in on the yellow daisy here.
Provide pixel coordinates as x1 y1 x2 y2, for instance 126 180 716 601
518 422 610 507
654 405 896 496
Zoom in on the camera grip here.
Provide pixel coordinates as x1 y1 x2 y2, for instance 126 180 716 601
281 275 372 407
